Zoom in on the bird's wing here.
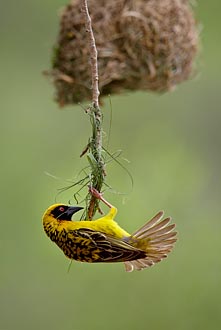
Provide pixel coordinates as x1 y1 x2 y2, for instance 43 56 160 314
68 228 146 263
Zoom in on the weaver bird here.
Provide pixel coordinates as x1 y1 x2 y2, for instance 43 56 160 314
43 187 177 272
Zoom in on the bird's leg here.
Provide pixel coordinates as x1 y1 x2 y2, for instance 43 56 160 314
89 186 117 219
89 186 112 208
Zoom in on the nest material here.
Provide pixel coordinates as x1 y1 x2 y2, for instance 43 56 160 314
50 0 199 105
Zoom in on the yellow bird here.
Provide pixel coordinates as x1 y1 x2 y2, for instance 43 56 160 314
42 187 177 272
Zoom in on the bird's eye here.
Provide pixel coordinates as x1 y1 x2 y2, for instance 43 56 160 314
59 206 65 212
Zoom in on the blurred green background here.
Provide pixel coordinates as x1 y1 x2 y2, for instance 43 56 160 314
1 1 221 329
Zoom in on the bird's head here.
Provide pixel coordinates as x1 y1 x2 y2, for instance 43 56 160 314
43 204 84 221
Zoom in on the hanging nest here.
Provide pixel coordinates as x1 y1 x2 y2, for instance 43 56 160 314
48 0 199 106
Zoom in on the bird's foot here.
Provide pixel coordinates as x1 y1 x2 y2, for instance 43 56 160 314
88 186 103 200
88 186 112 209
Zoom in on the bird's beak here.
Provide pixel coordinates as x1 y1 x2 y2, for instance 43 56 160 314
66 206 84 217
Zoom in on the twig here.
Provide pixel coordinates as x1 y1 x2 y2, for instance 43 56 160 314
82 0 100 108
81 0 105 219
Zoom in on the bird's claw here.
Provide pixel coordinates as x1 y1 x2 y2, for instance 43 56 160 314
88 186 113 209
88 186 102 200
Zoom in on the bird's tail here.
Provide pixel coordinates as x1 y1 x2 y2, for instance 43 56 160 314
124 211 177 272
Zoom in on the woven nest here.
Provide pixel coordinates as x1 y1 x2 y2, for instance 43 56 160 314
49 0 199 106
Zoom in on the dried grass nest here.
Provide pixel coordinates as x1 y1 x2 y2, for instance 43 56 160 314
49 0 199 106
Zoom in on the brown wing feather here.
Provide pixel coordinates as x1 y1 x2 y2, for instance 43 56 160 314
73 228 146 263
124 211 177 272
